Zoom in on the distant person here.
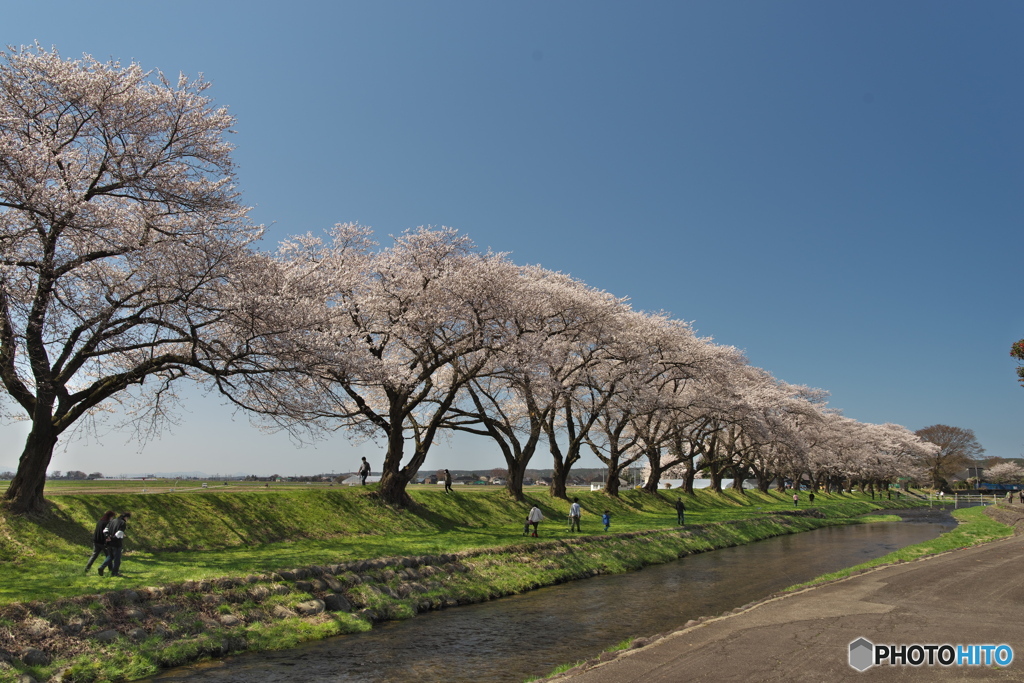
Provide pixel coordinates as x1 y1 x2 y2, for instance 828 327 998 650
676 499 685 525
569 497 581 532
602 510 611 532
793 493 799 507
358 457 371 486
98 511 131 577
527 505 544 537
85 510 115 573
444 469 453 494
809 492 815 504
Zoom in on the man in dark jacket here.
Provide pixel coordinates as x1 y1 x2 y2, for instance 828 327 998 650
98 511 131 577
85 510 115 572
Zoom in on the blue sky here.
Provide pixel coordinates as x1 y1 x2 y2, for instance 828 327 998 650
2 1 1022 476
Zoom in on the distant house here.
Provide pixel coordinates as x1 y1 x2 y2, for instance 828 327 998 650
422 474 439 485
536 477 552 486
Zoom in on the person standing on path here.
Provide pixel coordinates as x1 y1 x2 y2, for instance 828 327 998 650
569 497 582 532
444 469 453 494
358 457 371 486
85 510 115 573
676 499 685 525
528 505 544 537
98 512 131 577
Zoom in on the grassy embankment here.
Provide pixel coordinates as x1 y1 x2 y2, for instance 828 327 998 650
0 485 926 682
0 483 915 605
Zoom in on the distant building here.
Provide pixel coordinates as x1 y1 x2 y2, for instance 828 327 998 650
342 475 381 486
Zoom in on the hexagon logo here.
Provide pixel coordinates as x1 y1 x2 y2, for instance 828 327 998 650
849 637 875 671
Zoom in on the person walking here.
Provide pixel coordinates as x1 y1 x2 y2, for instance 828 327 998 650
676 499 685 525
85 510 115 573
602 510 611 532
568 497 582 532
444 469 453 494
98 512 131 577
358 457 371 486
809 492 815 504
527 505 544 537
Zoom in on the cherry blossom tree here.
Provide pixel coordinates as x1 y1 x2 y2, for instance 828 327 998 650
219 225 521 507
442 266 612 501
0 46 260 513
541 292 636 498
581 313 698 497
639 341 747 493
986 461 1024 484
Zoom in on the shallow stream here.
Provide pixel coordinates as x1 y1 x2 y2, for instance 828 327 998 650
149 509 955 682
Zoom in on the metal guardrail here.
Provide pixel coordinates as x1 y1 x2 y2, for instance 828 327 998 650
926 493 1001 508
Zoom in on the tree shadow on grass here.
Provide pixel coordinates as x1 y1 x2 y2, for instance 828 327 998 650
8 499 92 552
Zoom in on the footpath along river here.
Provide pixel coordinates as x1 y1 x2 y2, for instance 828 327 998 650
147 509 955 683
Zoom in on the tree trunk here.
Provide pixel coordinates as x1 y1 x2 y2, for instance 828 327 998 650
378 468 413 507
550 456 570 499
682 462 697 495
377 412 413 507
4 420 59 514
506 459 528 502
709 460 723 494
643 447 664 494
731 465 748 493
605 471 620 497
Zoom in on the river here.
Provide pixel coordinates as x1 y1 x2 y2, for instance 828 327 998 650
148 509 955 683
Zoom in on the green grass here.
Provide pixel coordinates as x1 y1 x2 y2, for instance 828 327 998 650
0 487 935 683
0 484 924 606
784 505 1014 592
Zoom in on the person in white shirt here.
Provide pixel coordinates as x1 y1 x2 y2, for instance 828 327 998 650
568 497 581 532
527 505 544 537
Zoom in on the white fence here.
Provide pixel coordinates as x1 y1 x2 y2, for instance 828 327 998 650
926 493 1002 508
